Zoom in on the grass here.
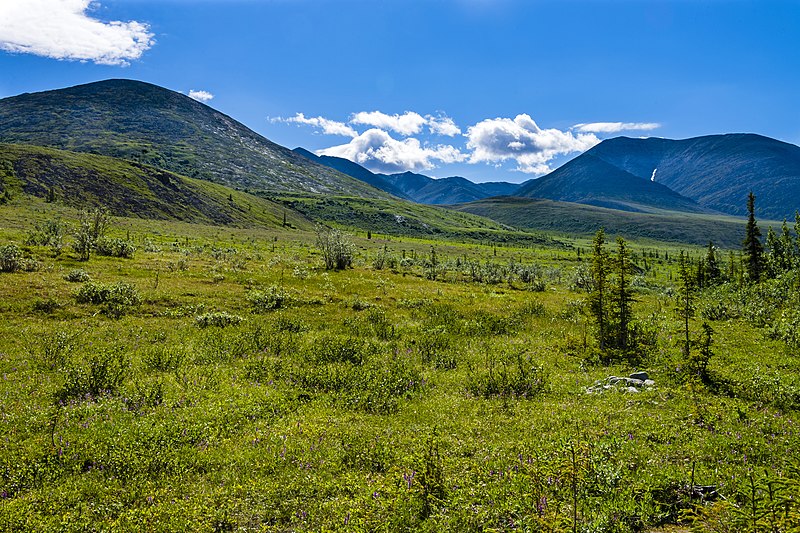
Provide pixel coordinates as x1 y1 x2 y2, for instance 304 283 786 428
1 198 800 531
451 196 755 248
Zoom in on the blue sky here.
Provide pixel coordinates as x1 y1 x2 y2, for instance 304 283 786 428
1 0 798 183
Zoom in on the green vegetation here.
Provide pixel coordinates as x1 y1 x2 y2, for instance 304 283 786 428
2 195 800 532
452 196 755 247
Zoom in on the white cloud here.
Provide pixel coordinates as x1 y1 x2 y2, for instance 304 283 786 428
426 114 461 136
318 128 466 173
0 0 154 66
272 113 357 137
351 111 427 136
466 114 600 174
573 122 661 133
188 90 214 103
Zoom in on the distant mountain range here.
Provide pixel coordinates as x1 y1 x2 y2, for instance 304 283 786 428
293 148 519 204
519 134 800 219
1 78 798 245
0 79 388 198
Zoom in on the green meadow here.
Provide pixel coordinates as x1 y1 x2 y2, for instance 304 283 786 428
1 199 800 532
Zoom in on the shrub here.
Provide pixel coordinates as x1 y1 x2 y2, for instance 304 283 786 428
416 326 456 369
56 350 128 401
308 334 370 365
72 207 111 261
31 298 61 314
142 345 185 372
95 237 136 258
247 285 290 312
26 218 66 255
194 311 243 328
0 243 22 272
365 307 397 340
74 281 141 318
64 268 91 282
316 225 354 270
467 349 547 399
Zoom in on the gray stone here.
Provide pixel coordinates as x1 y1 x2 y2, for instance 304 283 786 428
629 371 649 381
625 386 640 393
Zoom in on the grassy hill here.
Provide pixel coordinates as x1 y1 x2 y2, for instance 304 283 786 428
0 79 389 198
0 143 310 229
274 194 567 247
451 196 750 247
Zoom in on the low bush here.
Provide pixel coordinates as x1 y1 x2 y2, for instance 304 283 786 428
63 268 91 282
467 348 547 399
74 281 141 317
0 243 22 272
95 237 136 258
56 350 128 402
247 285 291 312
194 311 243 329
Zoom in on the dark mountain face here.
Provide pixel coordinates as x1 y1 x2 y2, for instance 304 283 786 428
573 134 800 219
516 153 707 214
0 79 388 198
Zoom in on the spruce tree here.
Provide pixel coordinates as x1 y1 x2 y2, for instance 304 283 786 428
676 251 695 359
588 229 610 350
742 191 764 282
780 219 794 270
705 241 721 284
611 237 633 351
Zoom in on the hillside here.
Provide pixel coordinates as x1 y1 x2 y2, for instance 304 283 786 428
452 196 749 247
0 143 308 228
533 134 800 219
0 79 389 198
293 149 519 204
515 154 708 214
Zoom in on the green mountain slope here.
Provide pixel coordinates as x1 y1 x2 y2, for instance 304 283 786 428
0 143 309 228
0 79 389 198
451 196 749 247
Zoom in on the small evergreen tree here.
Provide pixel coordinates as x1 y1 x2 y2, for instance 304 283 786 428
742 191 764 282
676 251 695 359
779 219 794 272
611 237 634 351
588 229 611 350
705 241 721 284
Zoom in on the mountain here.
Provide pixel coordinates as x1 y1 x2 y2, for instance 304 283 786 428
0 143 308 228
515 153 707 213
292 148 411 200
522 134 800 219
380 173 517 204
293 149 520 204
450 196 748 248
0 79 389 198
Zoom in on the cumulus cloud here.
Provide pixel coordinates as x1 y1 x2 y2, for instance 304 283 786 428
318 128 466 173
466 114 600 174
573 122 661 133
351 111 428 136
426 114 461 136
188 90 214 103
272 113 357 137
0 0 154 66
